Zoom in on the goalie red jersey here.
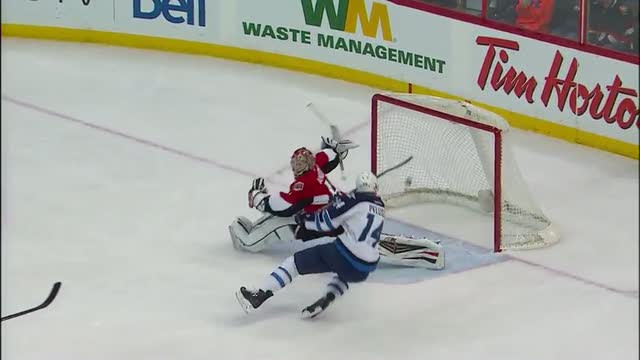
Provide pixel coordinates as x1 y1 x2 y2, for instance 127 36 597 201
249 139 358 217
256 148 338 217
280 148 334 213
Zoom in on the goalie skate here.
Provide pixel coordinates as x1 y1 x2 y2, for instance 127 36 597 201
301 292 336 319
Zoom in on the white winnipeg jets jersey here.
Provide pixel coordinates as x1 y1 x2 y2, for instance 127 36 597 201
302 191 385 264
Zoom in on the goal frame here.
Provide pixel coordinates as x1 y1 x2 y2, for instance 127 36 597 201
371 94 504 252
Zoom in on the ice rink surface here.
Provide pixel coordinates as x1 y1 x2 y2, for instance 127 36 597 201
1 38 638 360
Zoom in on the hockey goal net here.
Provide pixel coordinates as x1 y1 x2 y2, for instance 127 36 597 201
371 93 559 252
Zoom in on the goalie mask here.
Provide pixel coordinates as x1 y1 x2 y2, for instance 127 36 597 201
290 147 315 177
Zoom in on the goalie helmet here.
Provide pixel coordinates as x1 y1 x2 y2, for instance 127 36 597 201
355 171 378 193
290 147 315 177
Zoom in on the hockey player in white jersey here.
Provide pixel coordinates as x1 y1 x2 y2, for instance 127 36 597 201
236 171 384 318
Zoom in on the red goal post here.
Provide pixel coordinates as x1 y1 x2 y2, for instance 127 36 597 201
371 93 559 252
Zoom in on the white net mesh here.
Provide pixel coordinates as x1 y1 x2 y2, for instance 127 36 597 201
374 94 559 251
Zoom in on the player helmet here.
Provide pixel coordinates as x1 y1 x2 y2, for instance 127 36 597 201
355 171 379 193
290 147 315 177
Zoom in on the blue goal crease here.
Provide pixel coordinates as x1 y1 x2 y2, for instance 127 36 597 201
368 218 508 285
262 217 507 285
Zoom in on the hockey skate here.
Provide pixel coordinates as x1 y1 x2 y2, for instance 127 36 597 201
235 287 273 314
301 292 336 319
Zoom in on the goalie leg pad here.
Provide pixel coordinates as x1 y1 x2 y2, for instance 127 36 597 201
229 215 297 253
377 234 445 270
229 221 252 251
236 216 253 233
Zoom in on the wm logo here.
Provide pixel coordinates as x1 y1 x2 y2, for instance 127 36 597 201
301 0 393 41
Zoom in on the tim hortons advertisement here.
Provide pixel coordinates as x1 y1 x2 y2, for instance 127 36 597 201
472 36 638 143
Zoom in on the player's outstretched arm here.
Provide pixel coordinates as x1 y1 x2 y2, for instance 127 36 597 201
248 177 309 217
293 212 344 241
257 193 313 217
298 193 351 233
317 150 341 174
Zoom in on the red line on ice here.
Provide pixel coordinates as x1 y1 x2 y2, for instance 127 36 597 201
2 95 287 187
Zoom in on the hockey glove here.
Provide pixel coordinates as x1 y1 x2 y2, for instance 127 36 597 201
248 177 268 209
251 177 266 193
248 191 269 211
254 194 269 212
321 137 359 160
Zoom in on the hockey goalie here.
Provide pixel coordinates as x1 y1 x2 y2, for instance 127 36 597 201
228 137 444 270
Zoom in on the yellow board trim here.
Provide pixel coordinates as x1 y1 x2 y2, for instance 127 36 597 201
2 23 637 159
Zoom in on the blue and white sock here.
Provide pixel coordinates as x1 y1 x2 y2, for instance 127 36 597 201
326 275 349 298
262 256 299 292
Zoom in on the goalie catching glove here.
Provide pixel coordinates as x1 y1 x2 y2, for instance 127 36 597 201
321 137 359 160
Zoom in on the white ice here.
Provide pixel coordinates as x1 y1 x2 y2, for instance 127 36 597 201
1 38 638 360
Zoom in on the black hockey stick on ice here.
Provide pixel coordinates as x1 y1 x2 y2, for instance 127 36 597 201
1 282 62 322
377 156 414 178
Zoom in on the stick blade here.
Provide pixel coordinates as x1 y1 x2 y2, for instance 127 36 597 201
1 281 62 321
378 156 414 178
45 282 62 305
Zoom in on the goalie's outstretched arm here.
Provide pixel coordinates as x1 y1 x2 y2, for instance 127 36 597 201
318 137 359 174
258 193 313 217
251 188 330 218
317 150 341 174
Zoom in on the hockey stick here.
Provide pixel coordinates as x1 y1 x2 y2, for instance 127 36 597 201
305 103 347 180
377 156 414 178
324 175 340 194
1 282 62 322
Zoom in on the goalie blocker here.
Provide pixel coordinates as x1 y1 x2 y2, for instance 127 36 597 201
229 215 445 270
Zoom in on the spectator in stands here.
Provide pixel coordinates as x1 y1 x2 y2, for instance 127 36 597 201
588 0 638 53
549 0 580 39
421 0 459 10
514 0 556 33
488 0 517 23
419 0 484 15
